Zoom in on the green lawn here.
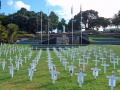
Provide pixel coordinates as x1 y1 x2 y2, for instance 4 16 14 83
0 44 120 90
89 37 118 42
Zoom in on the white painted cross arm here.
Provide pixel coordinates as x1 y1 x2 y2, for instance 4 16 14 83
118 70 120 72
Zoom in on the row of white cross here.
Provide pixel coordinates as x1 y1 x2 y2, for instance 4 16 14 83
28 49 42 81
0 44 120 90
46 48 60 84
7 51 32 78
46 46 120 90
0 44 42 81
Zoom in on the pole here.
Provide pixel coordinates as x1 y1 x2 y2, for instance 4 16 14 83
80 11 82 45
48 17 49 45
72 17 73 45
71 5 73 45
48 8 49 45
41 11 42 45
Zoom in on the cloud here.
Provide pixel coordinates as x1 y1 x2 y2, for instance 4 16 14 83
7 0 13 6
14 1 30 11
46 0 120 21
46 0 75 20
7 0 30 11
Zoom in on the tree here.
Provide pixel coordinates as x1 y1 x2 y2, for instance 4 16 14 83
68 9 99 31
112 17 120 27
96 17 110 29
7 23 19 43
57 18 68 32
0 24 7 43
49 11 59 31
112 11 120 27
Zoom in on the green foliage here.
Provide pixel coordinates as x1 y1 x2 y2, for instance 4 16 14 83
7 23 19 43
0 25 7 42
58 18 68 31
49 11 59 30
110 29 116 33
112 10 120 26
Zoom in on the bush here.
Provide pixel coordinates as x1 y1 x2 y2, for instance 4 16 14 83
110 29 116 33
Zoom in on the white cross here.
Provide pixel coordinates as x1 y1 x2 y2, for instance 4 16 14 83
8 64 15 78
93 58 100 66
24 55 27 63
81 61 87 72
9 57 13 65
85 55 90 64
91 67 101 79
62 60 69 70
106 71 120 90
68 64 76 76
18 58 23 67
75 69 87 87
111 59 117 69
77 58 83 67
28 68 36 81
114 56 120 65
100 57 106 64
1 59 7 70
50 67 60 84
101 61 109 74
15 61 20 71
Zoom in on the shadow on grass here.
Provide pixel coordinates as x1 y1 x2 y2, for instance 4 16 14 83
0 76 11 82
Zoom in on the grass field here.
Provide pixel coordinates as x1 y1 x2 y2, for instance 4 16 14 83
89 37 118 42
0 44 120 90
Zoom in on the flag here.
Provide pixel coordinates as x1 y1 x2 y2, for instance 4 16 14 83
71 5 73 14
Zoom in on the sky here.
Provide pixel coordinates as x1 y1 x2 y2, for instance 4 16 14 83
1 0 120 23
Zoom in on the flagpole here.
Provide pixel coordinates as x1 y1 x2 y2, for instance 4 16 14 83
71 5 73 45
80 4 82 45
81 12 82 45
72 15 73 45
48 8 49 45
40 11 42 45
